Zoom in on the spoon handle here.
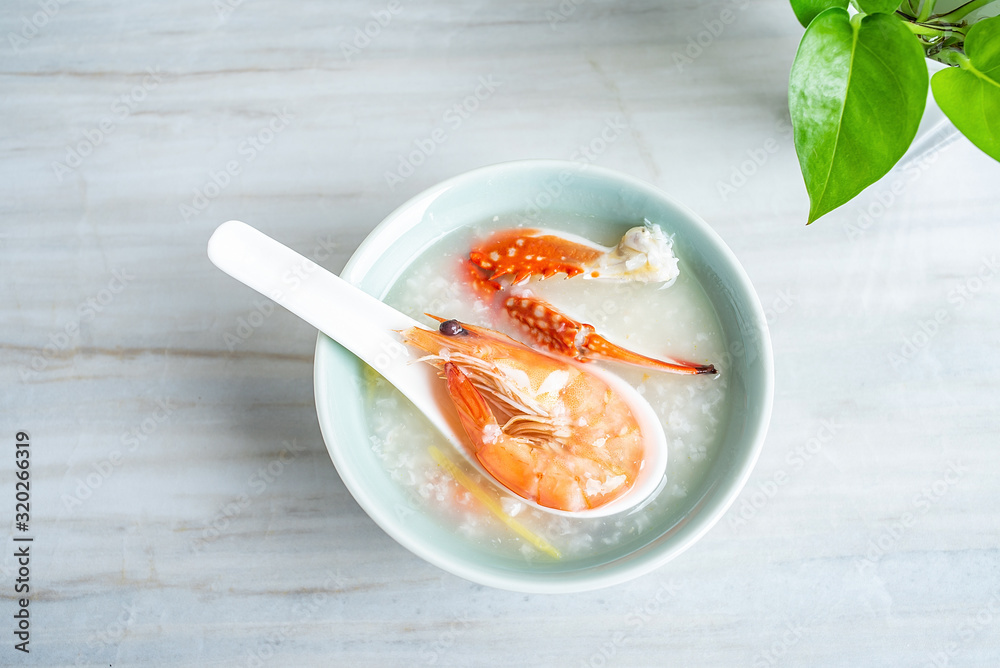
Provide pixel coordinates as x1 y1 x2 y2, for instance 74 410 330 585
207 220 466 446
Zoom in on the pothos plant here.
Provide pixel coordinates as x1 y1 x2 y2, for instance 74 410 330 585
788 0 1000 223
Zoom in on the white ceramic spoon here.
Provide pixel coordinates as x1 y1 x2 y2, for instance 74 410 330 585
207 220 668 518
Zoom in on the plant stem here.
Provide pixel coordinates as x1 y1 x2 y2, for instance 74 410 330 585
932 0 997 22
902 19 967 36
928 46 971 67
918 0 936 21
952 51 973 68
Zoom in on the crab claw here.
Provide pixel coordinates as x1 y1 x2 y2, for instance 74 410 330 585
469 229 602 284
463 258 501 300
469 225 681 285
502 293 716 375
575 329 717 375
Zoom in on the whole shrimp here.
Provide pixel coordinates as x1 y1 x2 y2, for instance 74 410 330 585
403 317 644 512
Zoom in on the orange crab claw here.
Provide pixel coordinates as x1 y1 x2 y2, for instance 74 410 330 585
577 330 717 375
469 229 604 284
501 294 717 376
463 258 501 301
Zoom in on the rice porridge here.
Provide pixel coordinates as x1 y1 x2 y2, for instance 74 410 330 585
360 214 732 562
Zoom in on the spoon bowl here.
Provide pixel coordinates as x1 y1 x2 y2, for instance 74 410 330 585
208 220 669 518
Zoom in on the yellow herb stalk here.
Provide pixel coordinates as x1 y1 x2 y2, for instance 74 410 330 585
428 446 561 559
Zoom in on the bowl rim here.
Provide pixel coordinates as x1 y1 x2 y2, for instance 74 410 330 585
314 159 774 593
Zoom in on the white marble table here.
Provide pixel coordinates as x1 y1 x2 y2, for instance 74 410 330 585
3 0 999 665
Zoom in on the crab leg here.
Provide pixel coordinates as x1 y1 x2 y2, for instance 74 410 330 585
501 292 717 375
462 260 715 375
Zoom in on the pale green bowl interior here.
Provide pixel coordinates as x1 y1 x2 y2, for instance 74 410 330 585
314 161 773 593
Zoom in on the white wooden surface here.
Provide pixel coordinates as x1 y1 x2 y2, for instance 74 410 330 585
2 1 999 666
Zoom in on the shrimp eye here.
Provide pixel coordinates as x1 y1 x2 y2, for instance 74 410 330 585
439 319 466 336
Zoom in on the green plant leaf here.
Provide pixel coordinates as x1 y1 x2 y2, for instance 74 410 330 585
789 9 928 223
789 0 849 28
855 0 903 14
931 15 1000 162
